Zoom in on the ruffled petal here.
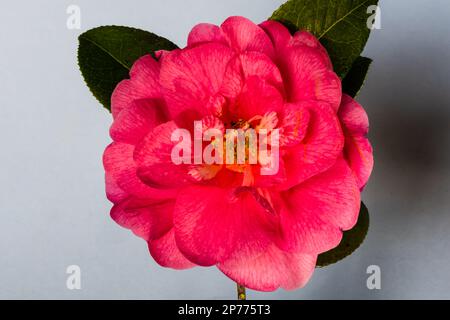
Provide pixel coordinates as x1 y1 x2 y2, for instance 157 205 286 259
277 158 361 253
220 16 275 58
134 121 196 189
187 23 227 47
338 95 374 190
218 244 316 291
221 52 283 99
259 20 292 49
232 77 284 120
110 99 167 144
111 198 174 241
339 94 369 133
103 142 176 200
111 55 161 118
105 172 128 203
160 43 234 119
251 158 287 188
173 186 279 266
148 229 196 270
290 30 333 69
281 101 344 189
279 102 311 147
279 46 341 111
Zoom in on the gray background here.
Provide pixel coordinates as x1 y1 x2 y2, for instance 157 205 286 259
0 0 449 299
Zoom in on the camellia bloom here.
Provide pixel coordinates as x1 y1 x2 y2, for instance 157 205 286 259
103 16 373 291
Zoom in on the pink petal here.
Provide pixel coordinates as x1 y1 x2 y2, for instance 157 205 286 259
339 95 369 134
110 99 167 144
173 186 279 266
290 31 333 69
252 158 287 188
279 46 341 111
339 95 374 190
281 101 344 189
221 52 283 99
344 135 374 191
218 244 316 291
103 142 176 200
105 173 128 203
111 198 174 241
134 121 195 189
220 16 275 58
259 20 292 49
279 102 311 147
111 55 161 118
277 158 361 253
187 23 227 47
232 77 284 120
155 50 171 60
202 115 225 134
159 43 234 119
148 229 196 270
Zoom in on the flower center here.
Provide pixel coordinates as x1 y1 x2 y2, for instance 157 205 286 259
225 112 279 185
186 112 280 186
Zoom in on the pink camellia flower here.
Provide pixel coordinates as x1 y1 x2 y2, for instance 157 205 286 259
103 16 373 291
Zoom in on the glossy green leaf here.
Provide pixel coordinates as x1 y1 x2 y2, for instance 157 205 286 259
78 26 178 111
316 202 370 267
271 0 379 77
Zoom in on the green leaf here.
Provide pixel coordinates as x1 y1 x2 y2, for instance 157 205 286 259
342 56 372 97
271 0 379 77
316 202 370 267
78 26 178 111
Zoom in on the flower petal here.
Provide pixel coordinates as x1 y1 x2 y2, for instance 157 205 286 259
221 52 283 99
173 186 279 266
134 121 195 189
279 46 341 111
218 244 316 291
277 158 361 253
279 102 311 147
187 23 227 47
110 99 167 144
290 30 333 69
105 172 128 203
148 229 196 270
160 43 234 119
111 198 174 241
339 94 369 134
232 77 284 120
259 20 292 49
281 101 344 189
103 142 176 200
339 95 374 190
220 16 275 58
251 158 287 188
111 55 161 118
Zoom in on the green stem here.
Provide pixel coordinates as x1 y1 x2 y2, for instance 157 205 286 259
237 283 246 300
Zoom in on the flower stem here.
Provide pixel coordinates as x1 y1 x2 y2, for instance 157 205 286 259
237 283 246 300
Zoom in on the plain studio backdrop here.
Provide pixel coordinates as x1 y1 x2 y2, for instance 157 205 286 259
0 0 449 299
